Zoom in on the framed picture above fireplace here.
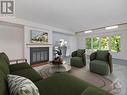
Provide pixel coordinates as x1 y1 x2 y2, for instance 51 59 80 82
31 30 48 44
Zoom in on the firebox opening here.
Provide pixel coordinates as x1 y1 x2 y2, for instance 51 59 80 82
30 47 49 65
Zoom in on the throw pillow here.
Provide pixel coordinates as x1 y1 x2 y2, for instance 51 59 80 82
8 74 40 95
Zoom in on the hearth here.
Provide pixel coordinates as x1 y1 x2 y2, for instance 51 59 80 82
30 47 49 65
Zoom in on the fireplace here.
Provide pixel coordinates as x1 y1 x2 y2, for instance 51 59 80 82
30 47 49 65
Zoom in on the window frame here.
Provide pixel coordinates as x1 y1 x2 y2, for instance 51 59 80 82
93 36 100 51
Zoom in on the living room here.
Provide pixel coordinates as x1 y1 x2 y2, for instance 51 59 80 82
0 0 127 95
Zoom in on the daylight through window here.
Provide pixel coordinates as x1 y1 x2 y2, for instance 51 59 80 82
86 38 91 49
111 35 120 52
85 35 121 52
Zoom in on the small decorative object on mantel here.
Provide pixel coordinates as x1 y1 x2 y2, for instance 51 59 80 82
31 30 48 44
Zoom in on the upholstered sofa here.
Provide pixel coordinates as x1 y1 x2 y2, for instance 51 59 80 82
0 52 113 95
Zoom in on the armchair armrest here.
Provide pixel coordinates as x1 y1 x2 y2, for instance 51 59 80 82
10 59 27 64
82 53 86 65
90 52 97 61
108 53 112 73
71 51 77 57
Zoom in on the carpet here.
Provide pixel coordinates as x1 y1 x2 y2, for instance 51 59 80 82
34 64 122 95
70 66 122 95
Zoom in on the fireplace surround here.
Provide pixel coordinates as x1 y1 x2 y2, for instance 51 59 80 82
24 27 53 65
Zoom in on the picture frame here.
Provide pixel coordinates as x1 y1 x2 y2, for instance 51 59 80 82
31 30 48 44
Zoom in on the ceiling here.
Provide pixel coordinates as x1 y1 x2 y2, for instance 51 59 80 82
15 0 127 32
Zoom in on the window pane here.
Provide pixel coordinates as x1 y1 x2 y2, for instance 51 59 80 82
101 37 109 50
111 35 120 52
93 37 99 50
86 38 91 49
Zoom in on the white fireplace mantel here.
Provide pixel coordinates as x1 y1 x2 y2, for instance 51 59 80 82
25 43 53 64
26 43 52 47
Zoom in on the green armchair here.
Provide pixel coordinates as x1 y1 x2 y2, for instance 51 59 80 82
70 49 86 68
90 50 112 75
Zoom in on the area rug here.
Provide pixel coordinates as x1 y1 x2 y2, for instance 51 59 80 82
34 64 122 95
70 66 122 95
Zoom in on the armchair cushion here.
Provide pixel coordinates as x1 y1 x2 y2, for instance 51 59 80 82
77 49 85 57
96 50 108 61
71 57 84 68
90 60 109 75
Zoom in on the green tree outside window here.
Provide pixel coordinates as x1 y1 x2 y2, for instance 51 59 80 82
93 37 100 51
86 38 91 49
101 37 109 50
111 35 120 52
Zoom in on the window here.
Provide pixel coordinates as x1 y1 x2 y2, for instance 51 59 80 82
101 37 109 50
85 35 121 53
93 37 100 50
86 38 91 49
111 35 120 52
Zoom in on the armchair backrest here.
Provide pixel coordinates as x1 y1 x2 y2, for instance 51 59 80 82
77 49 85 57
72 49 85 57
90 50 110 62
96 50 109 61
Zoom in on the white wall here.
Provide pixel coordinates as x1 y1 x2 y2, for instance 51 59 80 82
0 17 74 35
0 20 74 62
76 24 127 60
53 32 77 56
76 33 85 49
0 22 24 60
